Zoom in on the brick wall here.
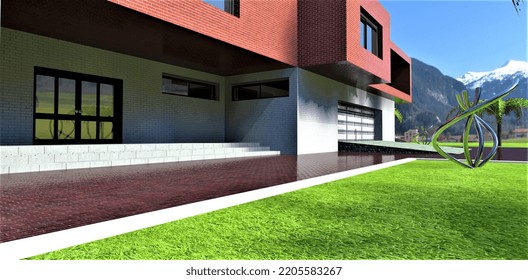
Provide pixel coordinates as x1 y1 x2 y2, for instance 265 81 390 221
0 28 225 145
298 0 346 66
108 0 298 66
346 0 391 82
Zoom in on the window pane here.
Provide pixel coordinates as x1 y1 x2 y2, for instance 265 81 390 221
203 0 225 10
82 81 97 116
360 12 382 58
360 21 366 48
100 84 114 117
81 121 97 140
57 119 75 140
366 25 373 52
189 83 215 99
162 76 216 100
162 77 188 96
233 80 288 101
100 122 113 140
58 78 76 115
235 85 260 100
35 119 54 139
35 75 55 114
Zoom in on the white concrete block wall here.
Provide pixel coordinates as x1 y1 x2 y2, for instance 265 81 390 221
0 27 225 145
0 143 280 174
296 69 395 154
225 69 298 155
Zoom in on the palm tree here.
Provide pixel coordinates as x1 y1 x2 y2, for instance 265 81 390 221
447 96 528 146
481 98 528 146
512 0 525 14
394 107 403 123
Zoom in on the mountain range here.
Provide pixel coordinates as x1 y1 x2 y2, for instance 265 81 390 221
395 58 528 136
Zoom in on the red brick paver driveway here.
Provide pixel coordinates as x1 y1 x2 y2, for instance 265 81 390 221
0 152 403 242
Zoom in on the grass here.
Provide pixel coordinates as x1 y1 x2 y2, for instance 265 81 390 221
28 160 528 260
439 139 528 148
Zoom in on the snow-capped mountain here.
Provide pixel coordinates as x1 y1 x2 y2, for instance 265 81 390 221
457 60 528 99
396 58 527 136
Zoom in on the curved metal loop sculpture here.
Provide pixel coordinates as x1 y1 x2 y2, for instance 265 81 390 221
432 81 519 168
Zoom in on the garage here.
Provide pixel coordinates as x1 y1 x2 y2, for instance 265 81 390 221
337 102 377 141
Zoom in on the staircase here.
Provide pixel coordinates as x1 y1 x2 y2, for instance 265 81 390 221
0 143 280 174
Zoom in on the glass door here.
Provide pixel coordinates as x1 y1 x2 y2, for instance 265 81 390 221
34 67 122 144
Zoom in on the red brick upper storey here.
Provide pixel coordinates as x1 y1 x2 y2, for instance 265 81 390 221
108 0 411 102
108 0 298 66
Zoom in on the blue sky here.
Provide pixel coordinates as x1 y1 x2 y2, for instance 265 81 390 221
380 0 527 78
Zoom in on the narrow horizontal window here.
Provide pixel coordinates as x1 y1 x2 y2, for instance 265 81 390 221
162 75 216 100
232 80 289 101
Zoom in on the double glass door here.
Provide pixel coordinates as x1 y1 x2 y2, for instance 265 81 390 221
34 67 122 144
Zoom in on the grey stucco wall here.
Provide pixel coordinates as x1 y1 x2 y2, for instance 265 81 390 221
297 69 395 154
0 28 225 145
225 69 298 154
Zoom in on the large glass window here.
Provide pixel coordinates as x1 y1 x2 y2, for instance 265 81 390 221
232 80 289 101
203 0 240 17
34 67 122 144
162 75 216 100
360 9 382 59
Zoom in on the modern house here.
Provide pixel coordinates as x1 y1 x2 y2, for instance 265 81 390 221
0 0 411 172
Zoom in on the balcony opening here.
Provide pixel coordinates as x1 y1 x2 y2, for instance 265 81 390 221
390 50 411 95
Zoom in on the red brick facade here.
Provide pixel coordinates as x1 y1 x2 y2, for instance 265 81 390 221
109 0 298 66
346 0 391 83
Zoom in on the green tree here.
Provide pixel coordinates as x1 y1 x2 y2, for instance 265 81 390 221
481 98 528 146
394 107 403 123
447 96 528 146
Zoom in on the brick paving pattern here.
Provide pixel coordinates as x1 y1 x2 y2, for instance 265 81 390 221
1 150 525 243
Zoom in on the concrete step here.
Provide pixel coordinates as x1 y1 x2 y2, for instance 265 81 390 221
0 143 280 174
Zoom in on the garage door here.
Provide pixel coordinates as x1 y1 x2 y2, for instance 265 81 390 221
338 102 375 141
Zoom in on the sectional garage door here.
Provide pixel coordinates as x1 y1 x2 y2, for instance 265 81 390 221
338 102 376 141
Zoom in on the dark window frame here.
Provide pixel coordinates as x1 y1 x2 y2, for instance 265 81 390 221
33 67 123 144
162 74 217 101
360 8 383 59
232 79 289 101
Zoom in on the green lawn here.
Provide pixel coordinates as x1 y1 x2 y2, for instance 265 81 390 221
439 139 528 148
28 160 528 260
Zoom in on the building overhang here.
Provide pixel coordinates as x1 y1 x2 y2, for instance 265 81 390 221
302 61 386 92
1 0 291 76
302 60 412 102
368 84 411 103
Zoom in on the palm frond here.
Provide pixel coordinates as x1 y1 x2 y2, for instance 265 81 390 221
394 107 403 123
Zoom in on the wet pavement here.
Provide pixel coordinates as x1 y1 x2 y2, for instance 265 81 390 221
0 150 526 243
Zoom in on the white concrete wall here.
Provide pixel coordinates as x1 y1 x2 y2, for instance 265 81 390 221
0 143 279 174
225 69 298 154
0 28 225 145
297 69 395 154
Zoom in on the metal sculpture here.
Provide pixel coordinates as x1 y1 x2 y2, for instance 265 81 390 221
431 81 519 168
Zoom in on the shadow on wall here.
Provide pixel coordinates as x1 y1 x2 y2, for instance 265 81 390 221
225 96 297 154
226 98 273 142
